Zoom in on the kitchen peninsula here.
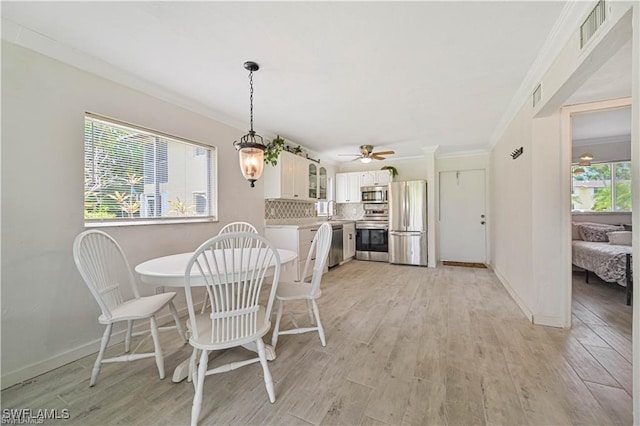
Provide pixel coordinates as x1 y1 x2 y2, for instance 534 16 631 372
265 220 356 282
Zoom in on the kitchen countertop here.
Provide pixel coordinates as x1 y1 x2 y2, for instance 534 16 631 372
265 219 356 229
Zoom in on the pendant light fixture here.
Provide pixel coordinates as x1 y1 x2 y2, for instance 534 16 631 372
233 61 266 187
579 152 593 166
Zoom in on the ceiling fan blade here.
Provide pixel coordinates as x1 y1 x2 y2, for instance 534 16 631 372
372 150 395 156
351 157 363 162
371 155 386 160
338 154 360 156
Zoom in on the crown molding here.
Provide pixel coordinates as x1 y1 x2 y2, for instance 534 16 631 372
1 17 250 135
489 1 596 147
421 145 440 155
436 149 490 159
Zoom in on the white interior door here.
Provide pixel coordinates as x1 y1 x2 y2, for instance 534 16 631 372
439 169 486 263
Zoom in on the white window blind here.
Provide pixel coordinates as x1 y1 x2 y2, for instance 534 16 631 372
84 113 216 223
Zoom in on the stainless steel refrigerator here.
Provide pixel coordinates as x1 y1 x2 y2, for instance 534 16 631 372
388 180 428 266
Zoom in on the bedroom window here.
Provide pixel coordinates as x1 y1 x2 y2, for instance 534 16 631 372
571 161 631 212
84 113 217 225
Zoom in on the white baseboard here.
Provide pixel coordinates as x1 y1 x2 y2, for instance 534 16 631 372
1 306 189 390
491 264 534 322
532 315 567 328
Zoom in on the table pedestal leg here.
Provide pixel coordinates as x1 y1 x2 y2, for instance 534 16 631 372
172 359 191 383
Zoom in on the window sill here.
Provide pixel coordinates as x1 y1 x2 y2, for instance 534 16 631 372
572 211 632 215
85 217 217 228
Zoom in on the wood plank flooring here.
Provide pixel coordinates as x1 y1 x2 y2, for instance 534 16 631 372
1 262 633 425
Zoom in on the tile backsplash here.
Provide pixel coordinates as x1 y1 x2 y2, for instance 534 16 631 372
264 199 365 221
265 200 317 220
337 203 364 220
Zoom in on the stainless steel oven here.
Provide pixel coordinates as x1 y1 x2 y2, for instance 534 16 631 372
356 221 389 262
361 186 388 204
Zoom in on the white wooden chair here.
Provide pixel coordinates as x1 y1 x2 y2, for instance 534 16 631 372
73 230 186 386
271 222 332 348
218 221 258 236
200 221 259 313
184 232 280 426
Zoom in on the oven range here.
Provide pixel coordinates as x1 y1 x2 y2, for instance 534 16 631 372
355 220 388 262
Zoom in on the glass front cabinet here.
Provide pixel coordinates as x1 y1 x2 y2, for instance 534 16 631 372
308 164 328 200
308 163 317 199
318 167 327 200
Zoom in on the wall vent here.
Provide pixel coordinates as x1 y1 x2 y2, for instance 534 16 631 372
532 84 542 108
580 0 606 49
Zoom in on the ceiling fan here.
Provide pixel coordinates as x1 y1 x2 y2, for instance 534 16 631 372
340 145 395 163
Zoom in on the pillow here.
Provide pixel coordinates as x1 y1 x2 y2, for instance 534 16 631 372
572 222 619 241
572 222 581 240
577 223 624 242
607 231 632 246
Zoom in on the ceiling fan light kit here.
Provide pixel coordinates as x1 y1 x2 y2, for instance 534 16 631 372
579 152 594 161
577 152 594 167
339 145 395 163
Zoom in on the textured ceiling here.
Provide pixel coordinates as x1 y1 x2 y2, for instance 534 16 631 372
2 1 583 162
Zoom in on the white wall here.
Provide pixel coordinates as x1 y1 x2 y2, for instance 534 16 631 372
531 112 566 326
491 106 535 321
1 41 266 387
490 1 636 329
630 4 640 420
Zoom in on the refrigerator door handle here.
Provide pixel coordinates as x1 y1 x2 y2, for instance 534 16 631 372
405 184 408 228
404 183 409 228
390 231 425 236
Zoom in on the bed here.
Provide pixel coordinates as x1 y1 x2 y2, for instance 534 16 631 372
572 222 633 305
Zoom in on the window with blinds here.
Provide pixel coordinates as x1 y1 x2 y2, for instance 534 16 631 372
84 113 216 223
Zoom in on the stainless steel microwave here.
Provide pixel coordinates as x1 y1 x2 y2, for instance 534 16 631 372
361 185 388 203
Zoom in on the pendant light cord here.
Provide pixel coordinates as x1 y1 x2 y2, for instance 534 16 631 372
249 70 254 133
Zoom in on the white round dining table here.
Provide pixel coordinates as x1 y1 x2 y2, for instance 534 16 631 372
134 248 297 382
135 248 297 287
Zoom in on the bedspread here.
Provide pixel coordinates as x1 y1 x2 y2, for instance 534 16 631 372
572 241 632 286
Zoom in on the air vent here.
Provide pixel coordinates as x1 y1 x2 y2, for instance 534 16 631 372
580 0 606 48
532 84 542 108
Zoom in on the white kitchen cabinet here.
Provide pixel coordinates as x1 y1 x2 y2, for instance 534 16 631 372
264 151 310 200
343 222 356 261
360 170 391 187
335 172 361 203
264 226 319 281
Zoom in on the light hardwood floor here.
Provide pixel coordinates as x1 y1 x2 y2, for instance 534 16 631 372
2 262 633 425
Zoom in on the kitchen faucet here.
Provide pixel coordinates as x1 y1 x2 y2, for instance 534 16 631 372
326 200 337 221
